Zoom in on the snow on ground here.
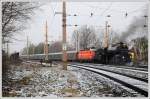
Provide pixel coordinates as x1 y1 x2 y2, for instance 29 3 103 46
2 62 144 97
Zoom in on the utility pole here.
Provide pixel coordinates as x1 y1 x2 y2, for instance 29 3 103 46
104 21 109 48
6 41 9 56
107 24 111 47
76 30 78 52
106 15 111 48
62 0 67 70
76 30 80 52
32 46 35 54
74 25 80 52
44 21 49 61
143 15 148 64
27 36 29 60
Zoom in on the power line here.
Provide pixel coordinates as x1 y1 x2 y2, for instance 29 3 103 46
9 36 26 42
100 2 113 16
49 2 59 35
50 2 57 16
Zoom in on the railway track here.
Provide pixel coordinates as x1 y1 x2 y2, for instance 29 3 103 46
70 62 148 72
69 63 148 83
68 64 148 97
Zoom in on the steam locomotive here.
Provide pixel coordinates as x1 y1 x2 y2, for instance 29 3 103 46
10 52 20 60
20 42 132 65
94 42 131 64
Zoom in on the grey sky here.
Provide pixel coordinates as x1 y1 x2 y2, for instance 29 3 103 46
9 2 148 53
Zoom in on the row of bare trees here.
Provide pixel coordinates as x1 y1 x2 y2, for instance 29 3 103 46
21 41 74 55
72 25 119 50
72 25 99 50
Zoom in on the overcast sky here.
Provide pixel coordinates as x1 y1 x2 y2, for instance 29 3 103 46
9 1 148 53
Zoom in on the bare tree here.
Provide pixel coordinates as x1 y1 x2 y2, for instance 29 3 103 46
2 2 41 44
131 36 148 64
109 30 120 44
48 41 62 53
48 41 74 53
21 40 74 54
72 25 99 50
21 43 36 55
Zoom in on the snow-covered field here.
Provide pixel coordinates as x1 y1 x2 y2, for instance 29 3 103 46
2 62 144 97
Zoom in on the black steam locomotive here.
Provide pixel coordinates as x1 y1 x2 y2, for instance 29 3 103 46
94 42 131 65
10 52 19 60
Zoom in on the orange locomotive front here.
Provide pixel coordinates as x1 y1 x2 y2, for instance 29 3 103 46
77 50 95 61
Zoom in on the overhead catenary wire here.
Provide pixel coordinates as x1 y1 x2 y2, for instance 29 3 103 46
9 36 27 42
66 3 147 19
47 2 58 45
50 2 57 16
49 2 57 26
100 2 113 16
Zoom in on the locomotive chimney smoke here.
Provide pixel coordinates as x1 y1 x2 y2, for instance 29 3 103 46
119 9 148 42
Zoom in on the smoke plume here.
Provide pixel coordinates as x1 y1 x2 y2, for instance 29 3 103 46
119 9 148 42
